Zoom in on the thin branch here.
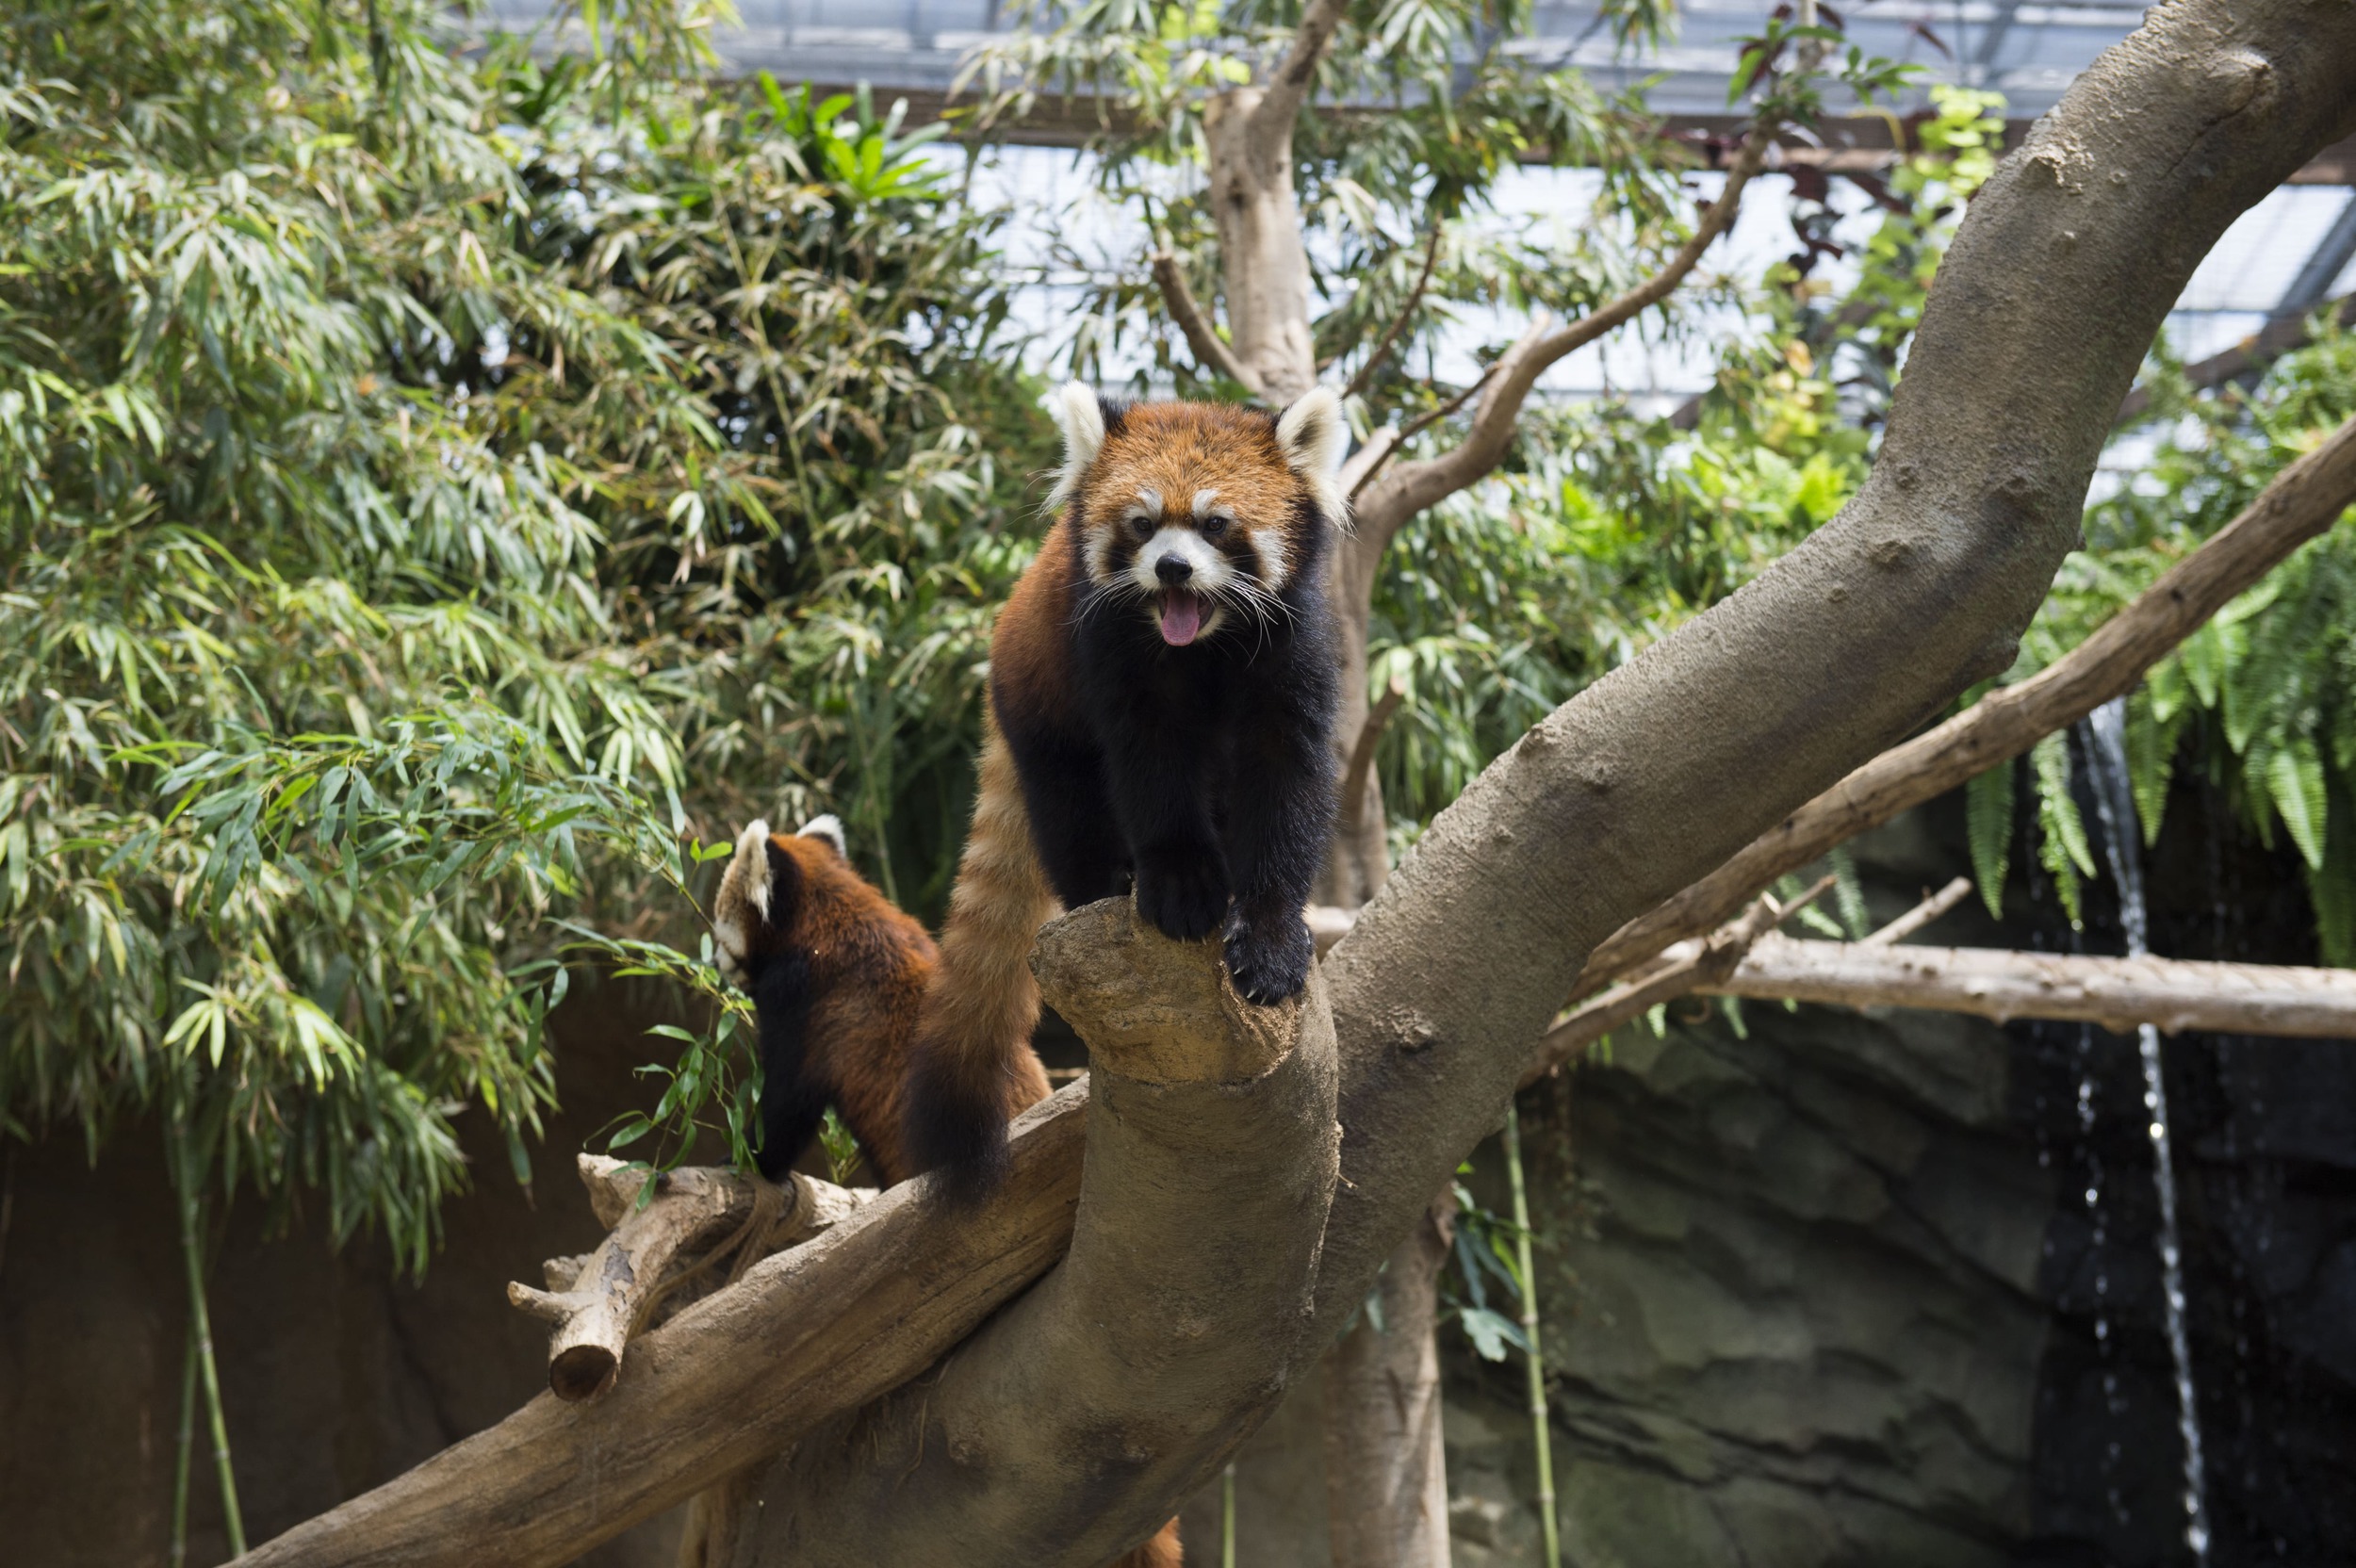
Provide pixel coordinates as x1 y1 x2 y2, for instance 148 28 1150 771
1345 359 1502 502
1519 875 1834 1084
1152 249 1262 394
2117 293 2356 425
1353 120 1779 546
1337 674 1405 840
1344 223 1447 400
1860 875 1973 946
1570 410 2356 995
1702 935 2356 1037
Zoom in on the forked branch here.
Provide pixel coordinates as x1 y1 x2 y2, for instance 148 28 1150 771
1253 0 1355 136
1350 121 1779 547
1153 248 1262 394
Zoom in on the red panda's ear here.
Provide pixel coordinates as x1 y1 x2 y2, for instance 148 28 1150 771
796 813 846 858
714 819 802 962
1275 385 1349 525
1044 380 1106 512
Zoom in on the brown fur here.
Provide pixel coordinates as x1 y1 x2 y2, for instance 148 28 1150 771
712 819 1049 1185
712 821 1175 1564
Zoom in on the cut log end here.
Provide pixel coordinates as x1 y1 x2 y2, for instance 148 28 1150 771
550 1344 621 1402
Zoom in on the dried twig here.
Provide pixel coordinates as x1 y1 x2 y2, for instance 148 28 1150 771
1859 875 1973 946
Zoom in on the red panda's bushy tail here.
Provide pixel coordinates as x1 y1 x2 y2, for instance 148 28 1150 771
906 709 1057 1200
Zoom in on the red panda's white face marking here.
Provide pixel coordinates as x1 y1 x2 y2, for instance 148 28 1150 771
1048 384 1347 648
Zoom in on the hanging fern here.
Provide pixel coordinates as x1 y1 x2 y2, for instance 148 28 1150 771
1950 319 2356 956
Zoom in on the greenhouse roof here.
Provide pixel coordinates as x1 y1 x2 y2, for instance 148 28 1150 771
482 2 2356 398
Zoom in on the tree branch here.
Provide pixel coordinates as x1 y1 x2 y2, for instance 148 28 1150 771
1701 935 2356 1037
237 1092 1094 1568
1343 223 1446 400
1350 121 1778 549
504 1156 873 1402
1572 409 2356 994
1860 875 1973 946
1153 249 1263 395
1336 674 1404 841
1521 875 1834 1083
732 898 1340 1565
1252 0 1353 139
1342 359 1499 503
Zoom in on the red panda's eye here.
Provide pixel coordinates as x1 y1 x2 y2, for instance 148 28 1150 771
1200 514 1230 540
1129 514 1154 539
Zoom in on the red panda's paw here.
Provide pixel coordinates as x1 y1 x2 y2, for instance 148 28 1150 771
1223 907 1314 1006
1134 847 1232 943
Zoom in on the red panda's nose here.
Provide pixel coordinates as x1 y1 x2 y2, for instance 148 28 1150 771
1155 554 1193 585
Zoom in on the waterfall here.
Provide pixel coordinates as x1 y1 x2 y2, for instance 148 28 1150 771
2084 697 2213 1565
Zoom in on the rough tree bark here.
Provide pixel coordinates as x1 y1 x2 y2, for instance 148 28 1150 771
234 8 2356 1564
1322 1194 1457 1568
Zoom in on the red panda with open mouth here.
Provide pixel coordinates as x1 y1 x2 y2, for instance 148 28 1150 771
904 383 1348 1202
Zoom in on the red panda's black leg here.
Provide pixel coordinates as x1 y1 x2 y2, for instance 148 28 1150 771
1002 722 1124 908
1217 673 1338 1005
750 950 826 1182
1104 729 1231 942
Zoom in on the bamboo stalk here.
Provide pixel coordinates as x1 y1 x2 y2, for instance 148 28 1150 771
1501 1101 1560 1568
170 1119 246 1557
1220 1461 1236 1568
171 1315 197 1568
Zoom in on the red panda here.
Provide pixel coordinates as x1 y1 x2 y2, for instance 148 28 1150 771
708 814 1184 1567
905 384 1348 1200
710 812 1053 1184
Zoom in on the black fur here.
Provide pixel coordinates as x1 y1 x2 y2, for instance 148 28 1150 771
995 497 1339 1005
750 946 821 1181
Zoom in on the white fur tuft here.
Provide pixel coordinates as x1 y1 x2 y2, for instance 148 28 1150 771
797 813 846 857
730 819 774 919
712 818 774 982
1274 385 1350 526
1043 381 1106 513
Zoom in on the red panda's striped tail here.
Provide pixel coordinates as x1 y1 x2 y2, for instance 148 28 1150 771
906 710 1057 1200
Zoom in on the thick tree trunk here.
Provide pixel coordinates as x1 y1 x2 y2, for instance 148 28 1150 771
1322 1195 1456 1568
1202 89 1317 402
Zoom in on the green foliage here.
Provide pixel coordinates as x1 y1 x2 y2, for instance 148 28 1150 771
1972 322 2356 953
0 0 1046 1261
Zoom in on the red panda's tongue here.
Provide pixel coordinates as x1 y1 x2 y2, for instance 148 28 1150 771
1159 589 1203 646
